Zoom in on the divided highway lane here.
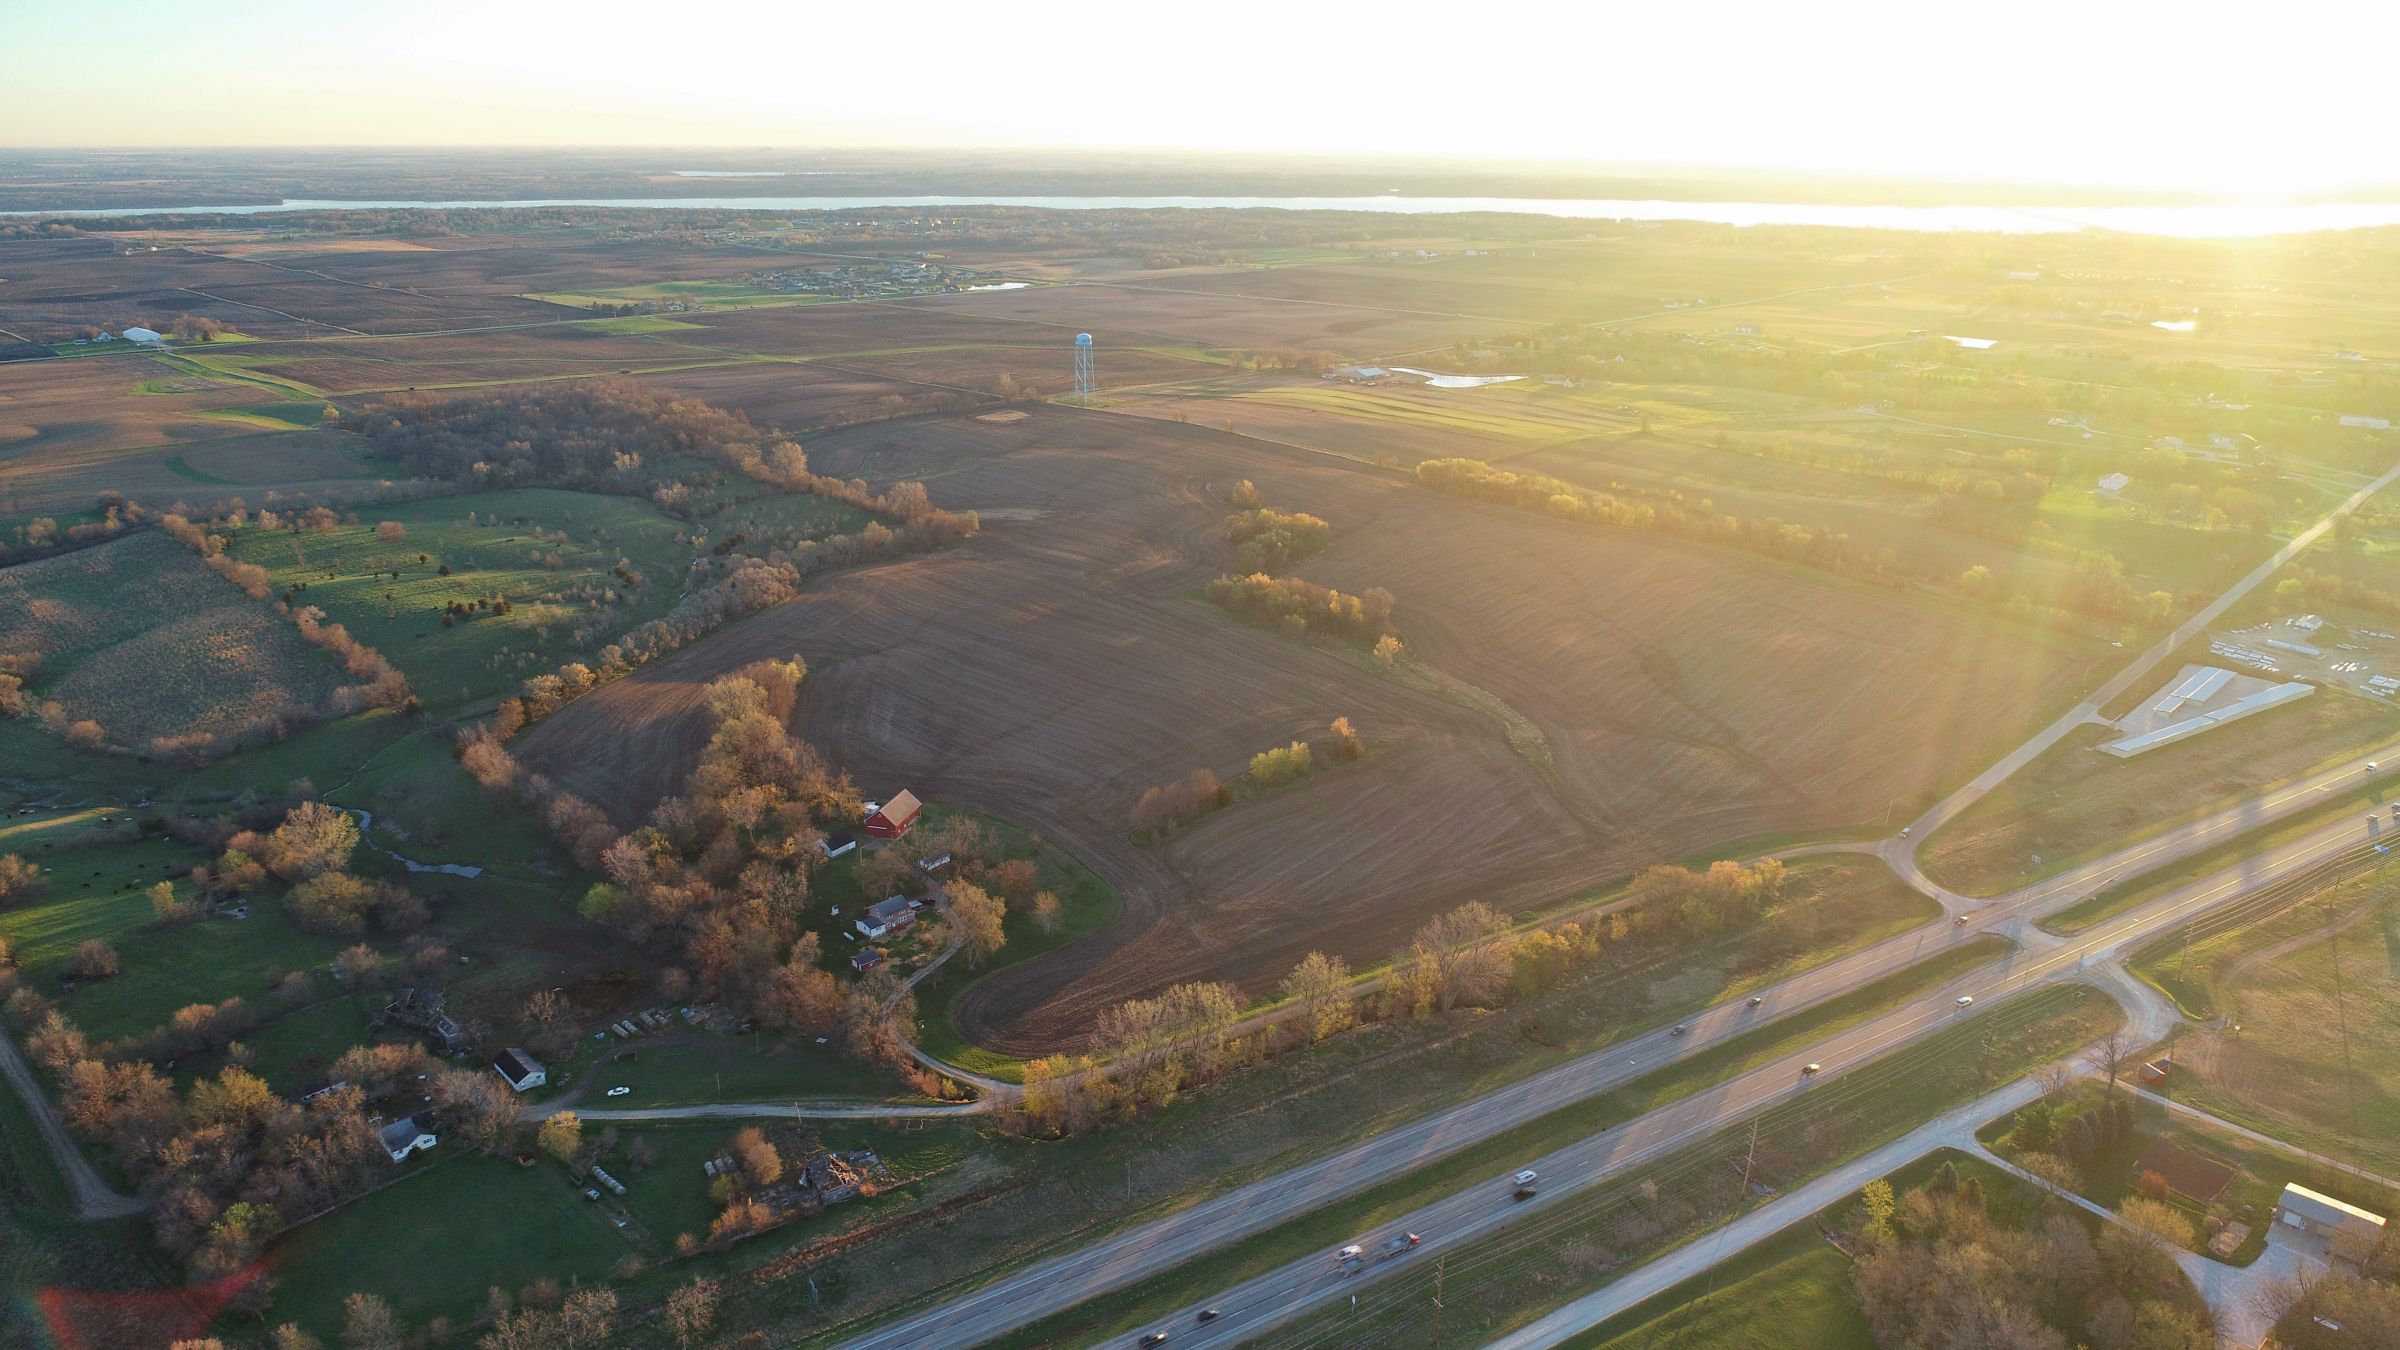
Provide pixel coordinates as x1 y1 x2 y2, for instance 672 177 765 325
1130 812 2398 1349
829 927 1995 1350
834 803 2393 1350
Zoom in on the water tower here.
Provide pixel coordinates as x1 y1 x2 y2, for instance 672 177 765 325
1073 332 1096 403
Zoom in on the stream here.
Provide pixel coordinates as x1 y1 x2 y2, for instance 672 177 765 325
345 808 485 878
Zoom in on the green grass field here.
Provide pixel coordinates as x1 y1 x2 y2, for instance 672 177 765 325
2041 785 2389 936
327 727 564 870
265 1151 636 1333
1923 687 2400 896
222 488 691 713
1565 1226 1870 1350
0 832 348 1044
2134 879 2400 1175
543 1029 916 1107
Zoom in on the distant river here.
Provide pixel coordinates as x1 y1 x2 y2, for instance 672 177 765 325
13 194 2400 237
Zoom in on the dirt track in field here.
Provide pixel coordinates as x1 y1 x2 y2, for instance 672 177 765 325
518 405 2097 1052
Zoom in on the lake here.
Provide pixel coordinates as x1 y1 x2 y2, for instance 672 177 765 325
12 193 2400 237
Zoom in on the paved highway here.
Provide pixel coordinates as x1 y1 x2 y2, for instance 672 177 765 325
1122 812 2392 1350
833 792 2394 1349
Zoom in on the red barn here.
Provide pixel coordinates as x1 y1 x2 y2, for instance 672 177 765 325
865 789 922 840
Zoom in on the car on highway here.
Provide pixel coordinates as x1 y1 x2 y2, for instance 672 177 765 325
1138 1333 1169 1347
1512 1169 1540 1198
1334 1243 1366 1274
1197 1309 1221 1323
606 1086 631 1097
1747 995 1763 1007
1898 825 1910 837
1670 1024 1688 1036
1802 1062 1822 1075
1956 996 1974 1007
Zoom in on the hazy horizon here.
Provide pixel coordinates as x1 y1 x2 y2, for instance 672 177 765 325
9 0 2398 196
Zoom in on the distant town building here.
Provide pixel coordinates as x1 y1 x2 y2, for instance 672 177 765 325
2340 414 2391 430
2098 472 2131 493
121 326 165 346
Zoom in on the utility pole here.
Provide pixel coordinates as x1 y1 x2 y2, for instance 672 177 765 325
1430 1254 1444 1347
2327 911 2363 1138
1740 1117 1760 1200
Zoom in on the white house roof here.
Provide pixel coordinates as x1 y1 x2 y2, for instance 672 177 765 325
122 327 165 345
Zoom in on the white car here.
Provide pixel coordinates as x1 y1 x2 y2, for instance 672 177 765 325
1956 996 1975 1008
606 1086 632 1097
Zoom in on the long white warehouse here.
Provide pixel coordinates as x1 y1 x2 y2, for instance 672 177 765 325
2101 682 2316 758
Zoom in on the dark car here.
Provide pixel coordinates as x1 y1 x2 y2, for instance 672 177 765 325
1139 1334 1169 1347
1197 1309 1221 1323
1670 1024 1688 1036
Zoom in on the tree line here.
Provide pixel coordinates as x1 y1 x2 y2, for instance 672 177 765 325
1128 717 1364 837
1011 858 1790 1137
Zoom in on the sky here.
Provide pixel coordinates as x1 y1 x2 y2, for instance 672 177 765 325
6 0 2396 195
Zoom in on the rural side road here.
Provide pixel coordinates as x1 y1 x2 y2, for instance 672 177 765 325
0 1026 145 1219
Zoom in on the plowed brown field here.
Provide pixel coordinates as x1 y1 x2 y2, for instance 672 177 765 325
516 406 2099 1051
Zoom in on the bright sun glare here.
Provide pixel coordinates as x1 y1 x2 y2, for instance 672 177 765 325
6 0 2398 195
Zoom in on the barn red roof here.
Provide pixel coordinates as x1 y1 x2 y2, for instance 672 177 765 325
870 790 922 830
